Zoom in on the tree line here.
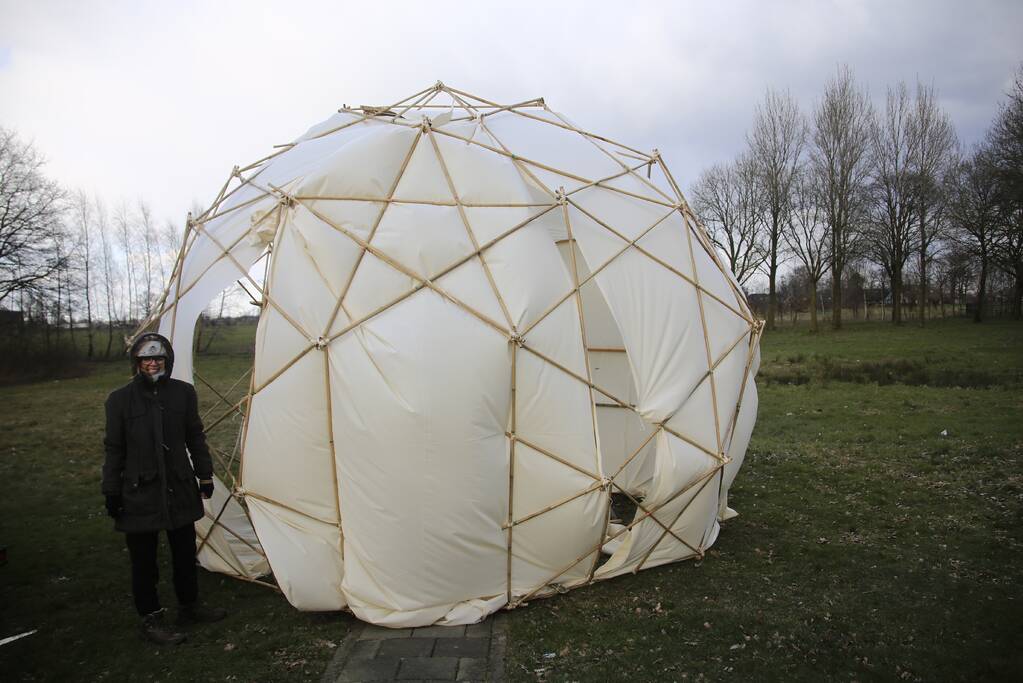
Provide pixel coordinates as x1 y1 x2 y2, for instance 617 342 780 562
690 64 1023 331
0 126 194 373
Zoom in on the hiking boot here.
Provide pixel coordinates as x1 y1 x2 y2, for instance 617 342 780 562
140 609 186 645
178 602 227 625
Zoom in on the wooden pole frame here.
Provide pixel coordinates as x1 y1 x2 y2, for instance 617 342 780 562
136 82 761 615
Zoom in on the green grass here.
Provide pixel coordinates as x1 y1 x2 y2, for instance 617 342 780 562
1 318 1021 681
0 329 353 682
505 319 1023 682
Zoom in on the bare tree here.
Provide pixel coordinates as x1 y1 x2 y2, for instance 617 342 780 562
811 66 874 329
782 168 830 332
748 88 806 330
690 155 766 286
137 199 158 317
948 146 1000 322
70 190 97 356
114 200 136 323
0 128 66 306
988 65 1023 318
95 198 121 357
909 81 958 324
864 82 918 324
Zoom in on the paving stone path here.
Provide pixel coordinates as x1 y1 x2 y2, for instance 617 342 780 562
321 615 506 682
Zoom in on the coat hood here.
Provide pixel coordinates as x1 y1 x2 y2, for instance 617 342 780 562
129 332 176 378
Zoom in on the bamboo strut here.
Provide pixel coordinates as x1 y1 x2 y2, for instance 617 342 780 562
560 197 602 472
257 83 437 159
202 512 266 559
518 343 631 413
193 167 238 223
196 536 278 591
506 343 517 605
168 216 195 342
236 277 261 305
518 206 676 339
202 396 249 436
720 324 762 452
511 460 718 605
567 199 753 324
503 480 602 530
634 468 720 572
195 370 249 423
392 86 443 123
146 84 762 604
236 355 258 512
659 423 725 463
322 345 345 564
586 489 614 583
195 189 273 226
509 434 601 482
198 367 252 423
704 467 726 550
426 124 516 332
610 481 703 557
660 326 753 430
292 196 554 208
189 218 316 345
562 159 661 200
151 205 282 323
319 127 423 338
243 490 339 527
297 200 511 340
207 447 234 486
442 83 653 162
195 494 234 556
504 105 655 161
683 211 724 457
607 426 661 483
545 107 675 205
222 572 282 593
430 127 675 209
681 208 754 320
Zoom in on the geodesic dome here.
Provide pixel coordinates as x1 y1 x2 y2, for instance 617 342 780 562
142 83 762 627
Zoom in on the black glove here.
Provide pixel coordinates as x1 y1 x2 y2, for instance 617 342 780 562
105 494 123 518
199 480 214 499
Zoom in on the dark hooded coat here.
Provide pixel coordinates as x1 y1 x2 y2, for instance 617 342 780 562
102 333 213 533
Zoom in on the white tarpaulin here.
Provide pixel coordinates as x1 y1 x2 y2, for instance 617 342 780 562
142 83 761 627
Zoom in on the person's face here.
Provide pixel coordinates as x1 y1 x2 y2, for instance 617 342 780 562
138 356 166 377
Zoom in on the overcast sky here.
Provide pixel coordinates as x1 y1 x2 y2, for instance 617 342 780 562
1 0 1021 229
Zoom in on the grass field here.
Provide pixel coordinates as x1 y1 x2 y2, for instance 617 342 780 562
1 318 1021 681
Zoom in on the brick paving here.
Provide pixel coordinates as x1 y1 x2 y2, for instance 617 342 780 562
321 615 506 682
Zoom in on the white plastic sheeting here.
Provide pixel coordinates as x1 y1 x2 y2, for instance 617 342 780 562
150 84 761 627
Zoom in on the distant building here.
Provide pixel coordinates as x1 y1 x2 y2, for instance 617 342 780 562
0 309 24 327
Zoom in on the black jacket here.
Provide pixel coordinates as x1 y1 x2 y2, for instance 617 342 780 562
102 340 213 533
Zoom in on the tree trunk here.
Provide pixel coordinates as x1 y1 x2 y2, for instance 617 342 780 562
918 211 928 327
832 273 842 329
891 266 902 324
1014 272 1023 320
809 280 819 333
974 257 986 323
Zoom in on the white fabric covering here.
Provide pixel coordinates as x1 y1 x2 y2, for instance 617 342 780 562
153 86 760 626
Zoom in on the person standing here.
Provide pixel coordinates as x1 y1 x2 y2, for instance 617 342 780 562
102 332 227 644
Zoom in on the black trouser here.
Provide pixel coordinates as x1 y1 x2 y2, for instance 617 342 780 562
124 523 198 616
